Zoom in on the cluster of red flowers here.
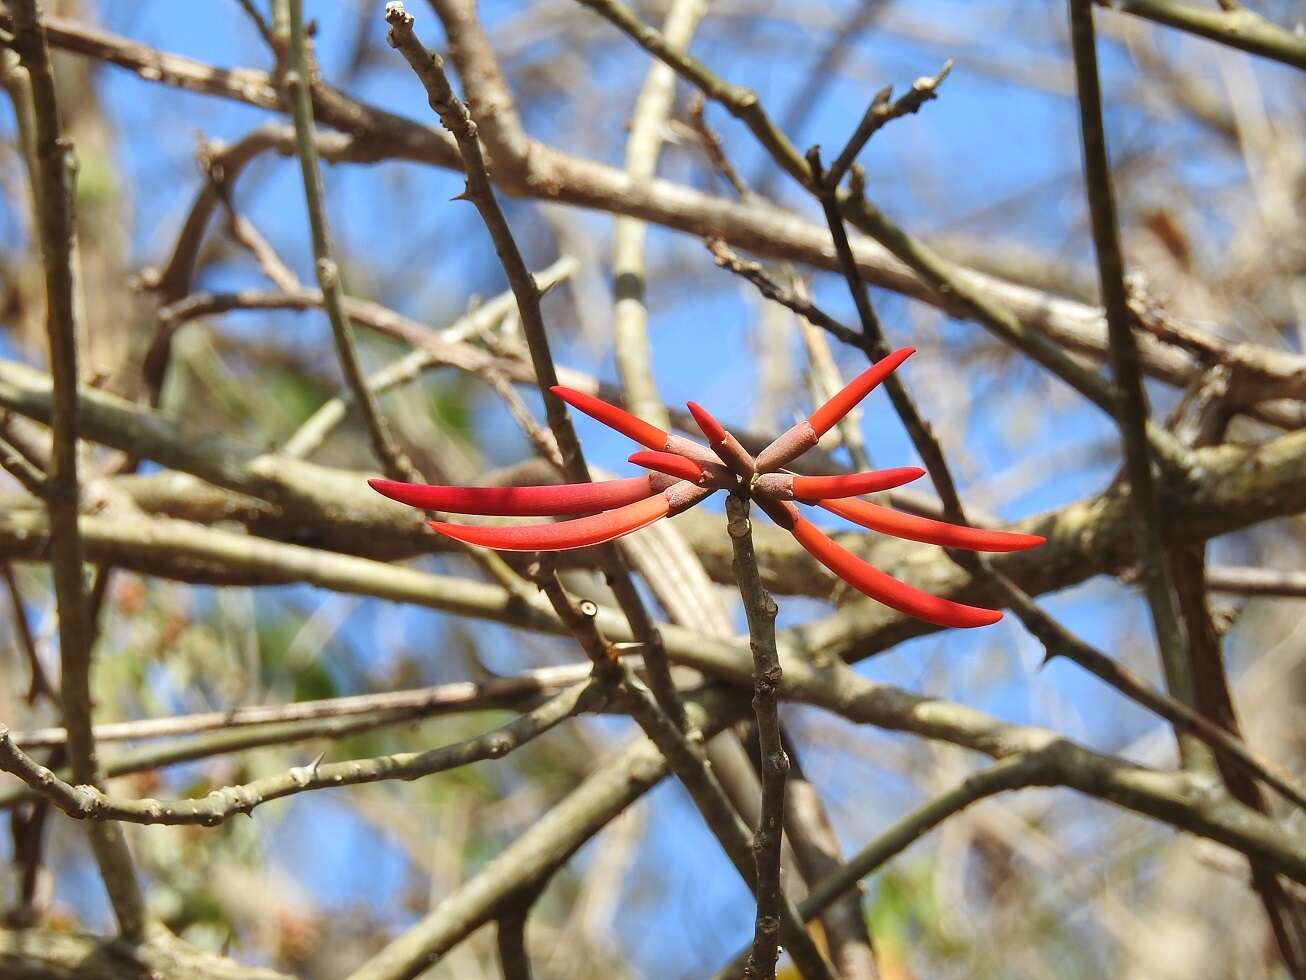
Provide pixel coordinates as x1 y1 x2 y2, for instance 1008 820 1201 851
370 348 1043 628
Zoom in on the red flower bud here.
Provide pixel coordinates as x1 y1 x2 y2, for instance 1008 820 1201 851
628 450 724 485
819 497 1046 553
787 467 924 501
808 347 915 437
549 386 668 451
686 401 755 475
368 476 662 516
429 493 673 552
426 483 712 552
761 500 1002 628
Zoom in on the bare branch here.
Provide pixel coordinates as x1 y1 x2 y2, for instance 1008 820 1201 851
1068 0 1195 752
825 59 952 187
10 663 592 749
1093 0 1306 70
7 0 145 938
383 0 686 731
0 683 597 826
277 0 419 483
726 494 788 980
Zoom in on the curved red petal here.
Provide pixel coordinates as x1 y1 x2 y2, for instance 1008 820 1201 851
628 450 705 483
819 497 1046 553
368 476 658 516
428 494 673 552
808 347 915 436
550 386 668 451
782 510 1002 628
789 467 924 501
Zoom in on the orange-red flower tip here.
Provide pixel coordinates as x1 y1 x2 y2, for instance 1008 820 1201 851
549 385 669 451
808 346 915 437
685 400 755 475
686 400 728 445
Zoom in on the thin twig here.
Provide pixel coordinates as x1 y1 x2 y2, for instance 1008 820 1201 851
0 697 581 813
2 563 58 705
687 94 752 199
7 0 146 939
281 256 577 459
1068 0 1196 747
825 60 952 187
714 752 1054 978
0 431 46 496
572 0 811 188
705 239 863 347
277 0 419 483
11 662 593 749
0 682 597 826
798 754 1050 923
991 569 1306 812
727 494 788 980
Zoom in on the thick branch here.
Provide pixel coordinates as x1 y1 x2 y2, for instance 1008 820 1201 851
0 924 293 980
1093 0 1306 70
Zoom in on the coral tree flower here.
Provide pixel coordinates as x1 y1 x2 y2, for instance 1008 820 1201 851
369 348 1044 629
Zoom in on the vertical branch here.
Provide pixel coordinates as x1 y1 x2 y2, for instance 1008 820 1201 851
783 753 879 980
809 107 1292 815
611 0 706 428
278 0 419 484
1067 1 1196 738
532 568 835 980
383 1 687 731
384 3 584 482
7 0 146 940
727 494 788 980
3 564 58 705
1170 546 1306 970
495 899 536 980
